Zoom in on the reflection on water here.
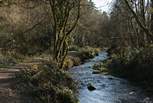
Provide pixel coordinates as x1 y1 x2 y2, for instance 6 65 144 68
69 52 153 103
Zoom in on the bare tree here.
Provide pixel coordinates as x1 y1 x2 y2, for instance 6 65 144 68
47 0 81 68
124 0 153 42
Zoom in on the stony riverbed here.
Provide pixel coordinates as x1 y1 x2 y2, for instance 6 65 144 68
69 52 153 103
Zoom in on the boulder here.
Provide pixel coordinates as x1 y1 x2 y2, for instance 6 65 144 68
87 83 96 91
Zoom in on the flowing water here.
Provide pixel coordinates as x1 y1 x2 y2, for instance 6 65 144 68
69 52 153 103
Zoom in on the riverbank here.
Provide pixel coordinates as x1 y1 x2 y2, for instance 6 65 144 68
8 46 101 103
70 51 153 103
95 47 153 97
2 49 152 103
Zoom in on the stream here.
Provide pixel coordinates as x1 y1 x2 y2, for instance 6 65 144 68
69 52 153 103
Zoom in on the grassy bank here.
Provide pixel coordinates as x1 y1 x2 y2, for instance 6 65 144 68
14 46 101 103
94 46 153 94
16 61 78 103
64 46 101 70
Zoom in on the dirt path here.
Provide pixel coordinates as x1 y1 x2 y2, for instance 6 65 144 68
0 68 20 103
0 62 40 103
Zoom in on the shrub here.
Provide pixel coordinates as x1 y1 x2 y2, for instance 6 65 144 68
126 46 153 82
0 54 17 67
63 57 74 70
63 56 81 70
106 46 153 85
94 48 101 55
16 62 78 103
79 46 100 60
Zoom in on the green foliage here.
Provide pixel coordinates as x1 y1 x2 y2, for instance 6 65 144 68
16 62 78 103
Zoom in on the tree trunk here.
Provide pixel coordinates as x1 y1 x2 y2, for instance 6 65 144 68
151 0 153 33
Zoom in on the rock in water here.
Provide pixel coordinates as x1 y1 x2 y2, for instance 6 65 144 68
92 70 101 74
87 83 96 91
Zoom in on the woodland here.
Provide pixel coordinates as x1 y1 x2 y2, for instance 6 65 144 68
0 0 153 103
